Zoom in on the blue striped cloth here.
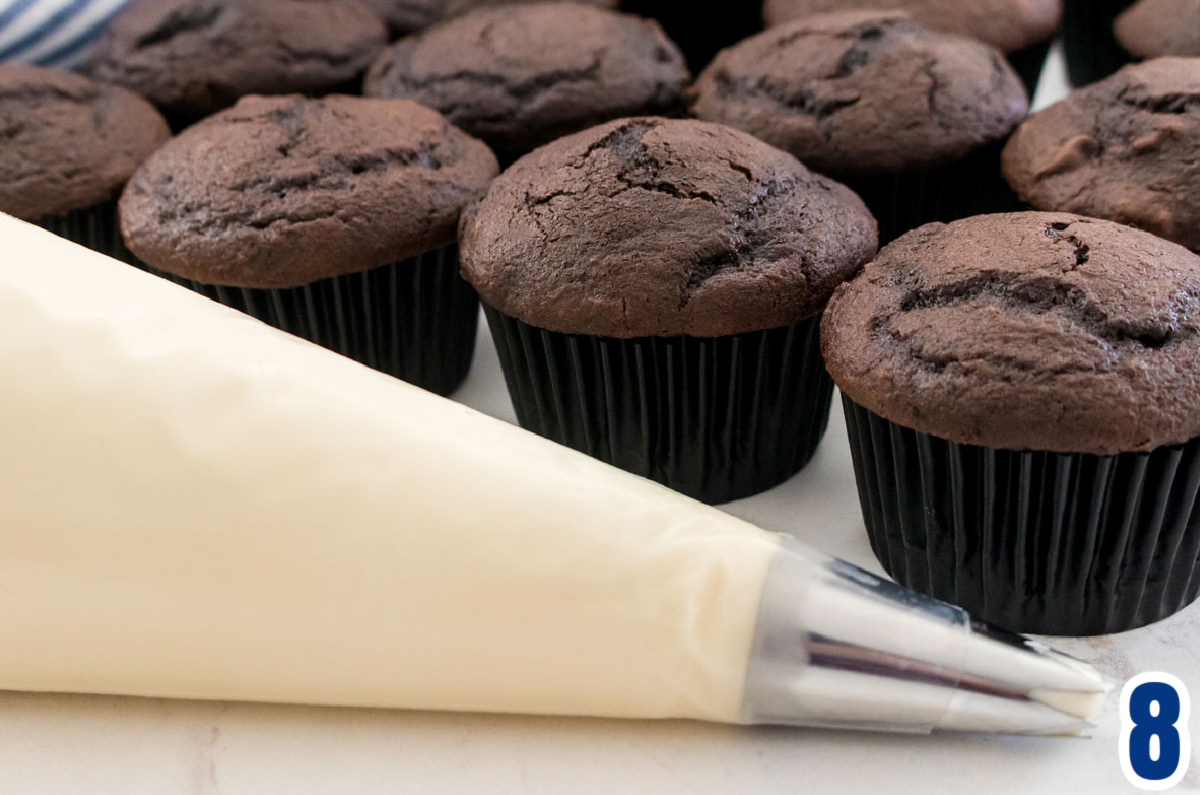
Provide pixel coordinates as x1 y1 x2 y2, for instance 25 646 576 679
0 0 132 69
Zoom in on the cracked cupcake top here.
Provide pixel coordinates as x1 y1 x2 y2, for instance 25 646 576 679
85 0 389 123
686 11 1029 178
762 0 1061 54
822 212 1200 454
120 95 498 288
359 0 617 36
0 65 170 221
1116 0 1200 59
1003 59 1200 251
459 117 878 338
364 3 689 153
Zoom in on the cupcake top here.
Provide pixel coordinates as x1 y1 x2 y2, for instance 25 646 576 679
460 117 879 338
687 11 1029 178
120 95 498 288
85 0 389 123
0 65 170 222
822 212 1200 455
364 3 690 153
1002 58 1200 251
1116 0 1200 58
762 0 1060 53
361 0 617 35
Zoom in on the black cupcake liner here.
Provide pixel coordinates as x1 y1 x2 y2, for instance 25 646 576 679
1062 0 1135 87
843 396 1200 636
843 140 1022 246
1007 39 1053 97
484 309 833 505
37 200 136 263
154 245 478 396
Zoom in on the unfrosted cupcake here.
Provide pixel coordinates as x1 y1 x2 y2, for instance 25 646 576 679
460 117 878 504
1003 58 1200 251
823 212 1200 635
86 0 388 126
0 64 169 261
688 11 1028 243
364 3 690 162
120 95 498 395
1116 0 1200 58
761 0 1061 94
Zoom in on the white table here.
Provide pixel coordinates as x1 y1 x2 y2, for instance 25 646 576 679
4 46 1197 795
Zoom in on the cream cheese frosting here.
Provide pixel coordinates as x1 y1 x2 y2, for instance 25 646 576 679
0 214 779 721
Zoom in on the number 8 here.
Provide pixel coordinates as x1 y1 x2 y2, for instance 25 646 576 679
1121 673 1191 791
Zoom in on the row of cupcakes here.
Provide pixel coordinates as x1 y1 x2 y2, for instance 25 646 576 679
83 0 620 127
7 1 1039 254
24 0 1196 119
6 6 1199 343
76 0 1061 120
4 6 1038 401
17 0 1200 251
6 6 1200 400
77 0 1199 105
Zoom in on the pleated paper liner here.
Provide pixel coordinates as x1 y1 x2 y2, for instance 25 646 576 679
1007 39 1053 98
843 140 1023 246
485 309 833 505
153 245 478 397
1062 0 1135 87
843 397 1200 636
37 201 136 264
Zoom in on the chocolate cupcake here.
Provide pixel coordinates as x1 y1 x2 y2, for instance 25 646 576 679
360 0 617 36
688 11 1028 244
1003 58 1200 252
1117 0 1200 59
120 95 498 395
460 117 878 504
822 212 1200 635
761 0 1061 95
0 64 169 261
1062 0 1135 86
364 3 690 162
85 0 389 126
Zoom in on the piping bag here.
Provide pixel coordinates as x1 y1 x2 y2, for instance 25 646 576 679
0 216 1107 735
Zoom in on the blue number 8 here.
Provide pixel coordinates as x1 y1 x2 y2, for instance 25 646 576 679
1128 682 1183 782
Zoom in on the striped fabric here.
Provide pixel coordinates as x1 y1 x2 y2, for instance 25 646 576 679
0 0 132 70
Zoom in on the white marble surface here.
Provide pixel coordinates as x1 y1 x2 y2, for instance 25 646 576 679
5 46 1199 795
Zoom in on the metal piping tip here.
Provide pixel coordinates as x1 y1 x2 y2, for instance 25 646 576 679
742 539 1111 735
933 620 1110 734
962 620 1110 704
936 688 1098 736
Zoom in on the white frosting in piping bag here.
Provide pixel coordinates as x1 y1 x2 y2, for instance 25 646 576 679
0 215 780 722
